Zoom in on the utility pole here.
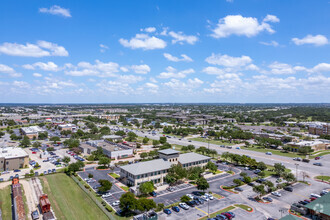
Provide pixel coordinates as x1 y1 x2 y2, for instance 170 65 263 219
208 197 210 218
295 163 299 181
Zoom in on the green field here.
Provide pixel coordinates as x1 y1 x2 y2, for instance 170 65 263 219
235 204 252 212
241 146 307 158
0 185 12 220
40 173 108 220
189 137 235 146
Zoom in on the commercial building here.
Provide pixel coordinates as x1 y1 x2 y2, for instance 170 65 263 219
80 140 133 159
102 135 123 142
20 126 45 139
0 147 29 171
287 141 329 152
308 123 330 136
58 123 77 131
120 149 210 188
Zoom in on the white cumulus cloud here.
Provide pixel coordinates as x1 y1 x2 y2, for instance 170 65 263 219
0 64 22 77
158 66 195 79
210 14 279 38
23 62 60 71
130 64 151 74
292 35 328 46
163 53 193 62
205 53 252 67
0 41 68 57
39 5 71 17
119 34 166 50
168 31 198 45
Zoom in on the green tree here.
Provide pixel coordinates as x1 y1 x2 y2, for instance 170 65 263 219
159 136 167 144
140 152 148 159
196 177 209 192
20 135 31 147
119 192 138 212
274 163 286 177
253 185 265 198
187 145 195 151
63 139 80 148
206 161 218 172
115 130 126 136
243 176 252 184
257 162 267 171
126 132 138 142
50 136 60 144
142 137 149 144
98 157 110 167
88 173 93 178
180 195 191 203
98 179 112 193
283 172 296 182
139 181 154 195
99 126 111 135
137 198 156 212
32 141 41 148
233 178 243 186
152 140 160 146
62 156 71 164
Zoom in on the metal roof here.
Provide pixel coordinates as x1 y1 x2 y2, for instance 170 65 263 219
279 214 301 220
305 192 330 216
158 149 179 155
178 152 210 164
120 159 172 176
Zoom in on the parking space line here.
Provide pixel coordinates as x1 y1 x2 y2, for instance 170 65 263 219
195 206 208 215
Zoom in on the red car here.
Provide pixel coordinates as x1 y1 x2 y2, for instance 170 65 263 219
315 157 320 160
310 197 317 201
32 151 36 154
221 212 233 219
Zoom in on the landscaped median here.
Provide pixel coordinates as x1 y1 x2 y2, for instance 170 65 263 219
199 205 236 220
220 185 239 194
315 175 330 183
109 172 120 179
234 204 253 212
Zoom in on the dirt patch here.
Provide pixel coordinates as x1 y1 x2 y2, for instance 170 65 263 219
20 180 36 220
0 181 11 189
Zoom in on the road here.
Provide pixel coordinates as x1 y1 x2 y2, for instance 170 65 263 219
109 126 330 177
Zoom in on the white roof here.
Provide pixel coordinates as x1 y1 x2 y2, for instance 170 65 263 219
0 147 28 159
121 159 171 176
288 141 323 147
158 149 180 155
178 152 210 164
21 126 45 134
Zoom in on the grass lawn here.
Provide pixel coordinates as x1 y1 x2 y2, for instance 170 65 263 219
309 150 330 159
0 185 12 220
109 173 120 179
315 176 330 182
40 173 108 220
235 204 252 212
189 137 235 146
241 146 306 158
120 186 130 191
200 206 235 220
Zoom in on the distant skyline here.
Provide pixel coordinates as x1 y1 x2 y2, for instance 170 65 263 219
0 0 330 103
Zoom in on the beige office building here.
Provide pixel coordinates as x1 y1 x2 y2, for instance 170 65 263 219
0 147 29 171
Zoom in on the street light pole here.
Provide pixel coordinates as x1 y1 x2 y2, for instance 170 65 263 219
295 163 299 181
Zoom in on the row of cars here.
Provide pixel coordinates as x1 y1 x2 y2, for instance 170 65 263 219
298 191 328 205
163 192 215 215
67 150 85 161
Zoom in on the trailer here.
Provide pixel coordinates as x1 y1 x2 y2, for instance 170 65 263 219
12 177 26 220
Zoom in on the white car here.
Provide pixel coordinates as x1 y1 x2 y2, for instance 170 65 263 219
205 193 214 200
186 194 194 199
310 193 321 198
201 195 209 201
179 203 189 210
112 200 120 206
101 193 111 198
271 191 281 197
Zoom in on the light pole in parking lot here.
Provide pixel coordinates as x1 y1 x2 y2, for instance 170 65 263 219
295 163 299 181
279 208 286 218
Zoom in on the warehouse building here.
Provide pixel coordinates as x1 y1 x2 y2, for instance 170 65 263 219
20 126 45 139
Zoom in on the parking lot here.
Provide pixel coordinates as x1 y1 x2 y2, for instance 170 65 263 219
78 168 125 212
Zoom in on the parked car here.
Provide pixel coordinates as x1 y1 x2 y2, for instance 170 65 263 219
227 212 235 218
179 202 189 210
302 158 310 163
205 193 214 200
150 191 157 197
313 162 322 166
271 191 282 197
266 152 272 155
163 209 171 215
293 157 302 161
112 200 120 206
263 197 273 202
299 200 309 205
186 201 196 207
234 187 243 192
172 206 180 212
248 182 255 186
186 194 194 199
221 212 234 219
254 169 261 174
284 186 293 192
215 214 227 220
14 169 21 172
315 157 321 160
310 193 321 198
257 178 266 183
102 193 111 198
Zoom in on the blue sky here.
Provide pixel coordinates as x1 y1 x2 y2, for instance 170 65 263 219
0 0 329 103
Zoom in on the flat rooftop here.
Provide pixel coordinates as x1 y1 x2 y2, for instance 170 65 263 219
178 152 211 164
158 149 180 155
86 140 130 152
21 126 45 134
0 147 28 159
121 159 171 176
